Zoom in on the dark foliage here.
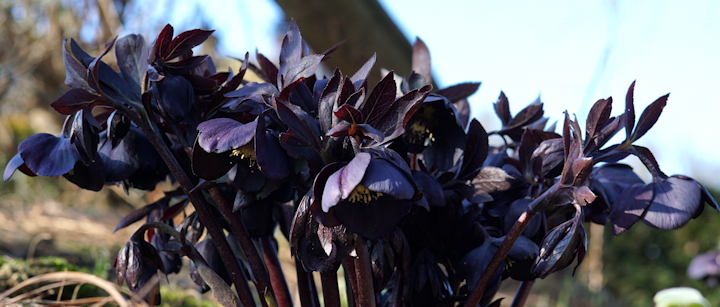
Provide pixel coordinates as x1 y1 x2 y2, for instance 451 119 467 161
4 20 717 307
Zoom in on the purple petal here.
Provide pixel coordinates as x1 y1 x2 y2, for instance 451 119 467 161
361 158 415 200
197 118 257 153
609 183 653 235
642 176 703 230
321 152 371 212
688 250 720 279
18 133 80 177
4 153 22 181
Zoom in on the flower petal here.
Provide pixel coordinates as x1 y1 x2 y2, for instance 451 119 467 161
361 158 415 200
197 117 257 153
18 133 80 176
642 176 703 230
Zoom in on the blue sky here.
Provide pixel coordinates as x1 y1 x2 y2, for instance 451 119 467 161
125 0 720 188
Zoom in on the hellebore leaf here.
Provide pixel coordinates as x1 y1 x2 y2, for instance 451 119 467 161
437 82 481 103
471 167 517 195
62 39 93 91
458 119 489 180
114 201 161 233
278 19 303 80
631 93 669 142
288 80 316 116
318 69 344 133
508 96 544 129
584 97 612 150
494 92 512 126
166 29 215 61
224 82 279 107
281 54 323 91
350 53 377 88
51 88 102 115
256 51 279 85
379 85 433 141
334 104 364 124
152 24 174 62
361 71 397 127
412 37 432 86
531 138 565 178
164 55 209 75
624 80 636 140
115 34 148 95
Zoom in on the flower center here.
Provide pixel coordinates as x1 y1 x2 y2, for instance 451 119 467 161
230 142 256 166
406 120 434 145
347 184 383 203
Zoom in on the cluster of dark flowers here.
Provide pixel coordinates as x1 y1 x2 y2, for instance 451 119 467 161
4 21 718 307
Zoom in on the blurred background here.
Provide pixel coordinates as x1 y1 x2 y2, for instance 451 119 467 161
1 0 719 306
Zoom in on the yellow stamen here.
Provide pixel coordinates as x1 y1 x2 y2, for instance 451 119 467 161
407 120 433 145
347 184 383 203
230 142 256 166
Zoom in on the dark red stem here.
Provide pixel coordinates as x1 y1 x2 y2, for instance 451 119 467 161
353 236 376 307
510 280 535 307
343 256 357 307
123 108 256 306
208 186 274 306
262 235 293 307
320 271 341 307
295 258 320 307
465 210 536 306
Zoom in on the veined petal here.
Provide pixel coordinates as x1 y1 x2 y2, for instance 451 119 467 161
18 133 80 177
361 158 415 200
197 117 257 153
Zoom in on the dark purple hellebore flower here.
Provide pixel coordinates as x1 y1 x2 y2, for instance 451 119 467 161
609 175 719 235
311 152 421 239
403 94 467 171
4 111 106 191
688 249 720 287
193 114 289 191
98 127 169 191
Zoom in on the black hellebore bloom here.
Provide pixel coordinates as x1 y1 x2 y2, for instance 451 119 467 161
193 117 258 181
193 114 289 192
98 126 169 191
312 152 421 239
4 111 106 191
609 175 719 235
403 94 467 171
688 249 720 287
